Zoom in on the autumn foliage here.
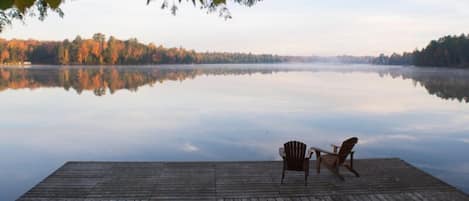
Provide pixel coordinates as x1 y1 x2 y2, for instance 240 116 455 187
0 33 283 65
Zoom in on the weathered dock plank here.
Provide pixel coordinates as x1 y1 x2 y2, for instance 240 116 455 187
17 158 469 201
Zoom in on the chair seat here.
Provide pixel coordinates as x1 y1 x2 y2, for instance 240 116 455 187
321 154 338 166
286 159 309 171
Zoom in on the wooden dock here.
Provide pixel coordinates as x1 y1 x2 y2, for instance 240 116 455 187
17 158 469 201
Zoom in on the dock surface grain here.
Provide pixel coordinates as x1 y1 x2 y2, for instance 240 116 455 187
17 158 469 201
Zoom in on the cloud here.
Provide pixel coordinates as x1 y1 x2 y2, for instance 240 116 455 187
396 115 469 134
3 0 469 56
181 142 199 152
360 134 417 146
405 0 469 13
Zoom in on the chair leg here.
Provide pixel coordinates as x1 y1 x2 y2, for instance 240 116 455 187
304 169 309 186
345 164 360 177
346 152 360 177
281 169 285 184
316 157 321 174
331 167 344 181
304 174 308 186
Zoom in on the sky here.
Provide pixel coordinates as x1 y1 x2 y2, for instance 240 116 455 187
1 0 469 56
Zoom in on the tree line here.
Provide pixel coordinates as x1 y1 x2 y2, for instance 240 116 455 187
372 34 469 68
0 33 283 65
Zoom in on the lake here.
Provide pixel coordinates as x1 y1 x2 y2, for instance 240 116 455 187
1 63 468 200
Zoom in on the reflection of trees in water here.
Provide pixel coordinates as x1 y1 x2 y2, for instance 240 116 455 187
0 67 284 96
376 68 469 103
1 66 469 102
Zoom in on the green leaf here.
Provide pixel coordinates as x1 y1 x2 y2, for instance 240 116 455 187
212 0 226 5
45 0 61 9
14 0 36 13
0 0 14 10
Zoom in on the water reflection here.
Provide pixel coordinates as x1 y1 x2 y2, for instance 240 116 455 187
1 65 469 103
0 66 287 96
377 68 469 103
0 64 469 200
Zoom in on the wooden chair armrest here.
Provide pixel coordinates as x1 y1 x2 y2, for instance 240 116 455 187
309 147 337 156
305 149 314 159
279 147 286 158
330 144 340 153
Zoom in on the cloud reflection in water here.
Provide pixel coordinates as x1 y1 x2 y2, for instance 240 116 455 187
1 64 469 200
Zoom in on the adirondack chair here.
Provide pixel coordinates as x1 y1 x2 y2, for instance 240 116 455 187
279 141 314 185
310 137 359 180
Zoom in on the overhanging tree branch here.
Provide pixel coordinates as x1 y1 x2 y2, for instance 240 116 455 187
0 0 261 32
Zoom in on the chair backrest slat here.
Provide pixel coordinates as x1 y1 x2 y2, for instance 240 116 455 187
284 141 307 170
337 137 358 164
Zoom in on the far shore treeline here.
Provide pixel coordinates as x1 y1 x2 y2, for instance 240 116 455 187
0 33 284 65
373 34 469 68
2 33 469 68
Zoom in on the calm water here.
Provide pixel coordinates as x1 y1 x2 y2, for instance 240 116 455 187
1 63 469 200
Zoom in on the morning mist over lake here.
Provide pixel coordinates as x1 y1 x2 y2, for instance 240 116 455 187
1 1 469 201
